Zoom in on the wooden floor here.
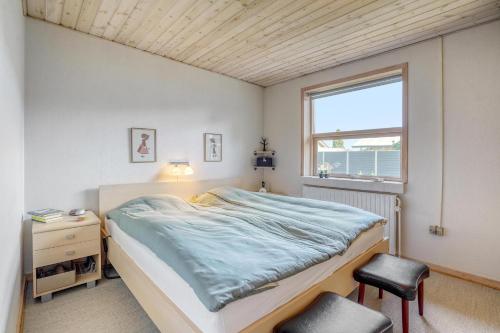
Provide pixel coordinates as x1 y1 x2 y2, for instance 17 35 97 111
23 272 500 333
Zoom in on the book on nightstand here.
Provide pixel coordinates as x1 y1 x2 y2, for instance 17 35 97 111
28 208 64 223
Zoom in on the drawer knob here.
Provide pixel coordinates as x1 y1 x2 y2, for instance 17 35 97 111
65 250 76 256
65 234 76 240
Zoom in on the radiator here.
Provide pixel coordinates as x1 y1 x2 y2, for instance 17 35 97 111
302 185 400 255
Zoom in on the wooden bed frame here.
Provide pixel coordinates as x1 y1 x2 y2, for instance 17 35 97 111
99 179 389 333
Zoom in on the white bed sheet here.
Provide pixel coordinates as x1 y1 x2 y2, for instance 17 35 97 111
106 219 384 333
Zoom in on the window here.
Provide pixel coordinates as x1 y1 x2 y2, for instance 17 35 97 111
301 64 407 182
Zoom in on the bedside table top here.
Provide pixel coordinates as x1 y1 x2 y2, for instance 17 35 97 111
32 211 100 234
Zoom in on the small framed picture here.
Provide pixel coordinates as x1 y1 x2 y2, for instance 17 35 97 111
130 128 156 163
204 133 222 162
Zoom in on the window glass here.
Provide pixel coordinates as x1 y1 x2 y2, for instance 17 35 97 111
316 136 401 178
313 79 402 134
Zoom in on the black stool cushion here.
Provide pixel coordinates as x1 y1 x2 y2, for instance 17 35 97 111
354 254 430 301
275 292 393 333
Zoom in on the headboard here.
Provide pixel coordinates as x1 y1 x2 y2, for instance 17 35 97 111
98 178 242 221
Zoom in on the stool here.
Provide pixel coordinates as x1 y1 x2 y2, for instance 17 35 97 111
274 292 393 333
354 254 430 333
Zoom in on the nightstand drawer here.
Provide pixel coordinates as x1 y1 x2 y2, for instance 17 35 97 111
33 240 100 268
33 224 99 250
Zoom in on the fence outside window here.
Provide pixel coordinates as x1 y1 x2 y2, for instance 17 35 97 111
317 150 401 179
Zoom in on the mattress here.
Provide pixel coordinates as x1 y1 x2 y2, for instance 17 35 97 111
107 218 384 333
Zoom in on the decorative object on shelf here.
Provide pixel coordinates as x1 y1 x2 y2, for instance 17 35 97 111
259 181 267 193
256 156 273 167
204 133 222 162
253 152 276 170
319 170 329 179
130 128 157 163
260 137 269 151
253 139 276 170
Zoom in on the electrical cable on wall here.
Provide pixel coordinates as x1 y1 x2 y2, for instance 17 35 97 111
438 36 445 229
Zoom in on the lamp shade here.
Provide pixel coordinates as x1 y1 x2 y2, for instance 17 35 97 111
167 162 193 177
169 165 183 176
184 165 194 175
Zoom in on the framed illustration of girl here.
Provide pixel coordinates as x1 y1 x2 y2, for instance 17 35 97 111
130 128 157 163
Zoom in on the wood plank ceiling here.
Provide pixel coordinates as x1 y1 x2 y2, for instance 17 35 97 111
25 0 500 86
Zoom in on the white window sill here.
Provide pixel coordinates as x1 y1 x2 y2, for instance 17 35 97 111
301 176 405 194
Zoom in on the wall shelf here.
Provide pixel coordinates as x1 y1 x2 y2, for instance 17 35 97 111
253 150 276 171
254 150 276 156
253 166 275 171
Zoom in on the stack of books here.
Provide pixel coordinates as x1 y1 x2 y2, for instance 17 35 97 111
28 209 64 223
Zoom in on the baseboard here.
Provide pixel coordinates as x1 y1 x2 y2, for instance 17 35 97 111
404 256 500 291
16 276 27 333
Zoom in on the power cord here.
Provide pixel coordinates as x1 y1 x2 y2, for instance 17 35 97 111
102 232 121 280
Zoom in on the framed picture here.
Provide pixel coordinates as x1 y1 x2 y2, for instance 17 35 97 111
204 133 222 162
130 128 157 163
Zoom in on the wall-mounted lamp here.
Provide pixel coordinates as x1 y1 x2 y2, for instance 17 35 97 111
167 161 194 181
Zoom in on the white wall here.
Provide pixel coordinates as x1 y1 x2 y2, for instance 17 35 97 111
264 20 500 281
24 19 263 272
0 1 25 332
437 22 500 279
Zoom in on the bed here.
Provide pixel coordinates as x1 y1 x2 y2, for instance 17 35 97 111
99 179 389 333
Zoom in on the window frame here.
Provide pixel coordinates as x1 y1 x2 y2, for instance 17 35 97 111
301 63 408 183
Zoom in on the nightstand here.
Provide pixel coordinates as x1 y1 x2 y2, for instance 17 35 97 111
32 211 102 302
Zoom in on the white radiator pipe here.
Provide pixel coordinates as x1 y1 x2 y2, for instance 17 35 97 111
396 196 402 257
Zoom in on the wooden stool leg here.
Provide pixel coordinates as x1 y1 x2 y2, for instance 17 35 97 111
358 283 365 304
378 288 383 299
418 280 424 316
402 299 409 333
